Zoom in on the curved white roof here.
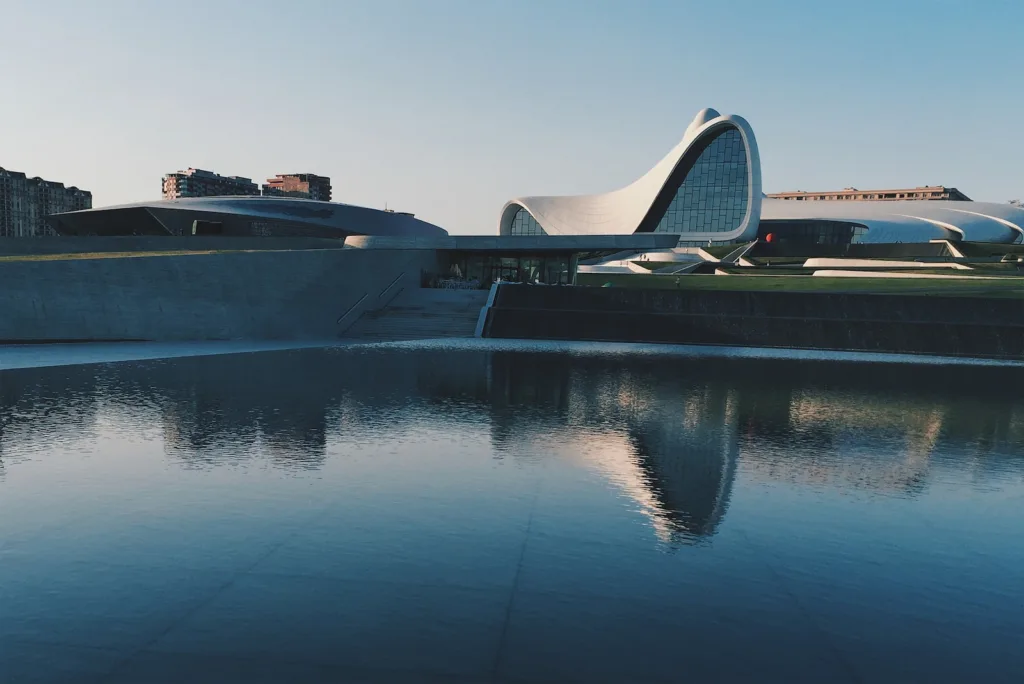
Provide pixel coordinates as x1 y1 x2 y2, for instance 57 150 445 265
498 107 1024 244
761 197 1024 244
52 196 448 237
499 109 762 241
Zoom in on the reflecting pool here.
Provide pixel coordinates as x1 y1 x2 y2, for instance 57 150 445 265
2 343 1023 682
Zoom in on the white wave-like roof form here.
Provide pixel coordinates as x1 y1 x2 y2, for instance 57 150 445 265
500 106 1024 244
761 197 1024 244
499 108 762 241
51 196 448 237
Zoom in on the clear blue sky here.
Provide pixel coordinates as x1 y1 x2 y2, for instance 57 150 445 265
1 0 1021 233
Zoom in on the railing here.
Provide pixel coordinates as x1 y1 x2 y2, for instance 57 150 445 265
378 271 405 300
336 292 368 326
435 278 481 290
378 272 407 309
474 282 500 338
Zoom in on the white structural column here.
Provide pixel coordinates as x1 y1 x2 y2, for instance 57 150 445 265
499 108 762 242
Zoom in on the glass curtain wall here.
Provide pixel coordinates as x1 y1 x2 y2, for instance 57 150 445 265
653 128 749 235
757 221 869 246
508 208 547 235
433 253 572 288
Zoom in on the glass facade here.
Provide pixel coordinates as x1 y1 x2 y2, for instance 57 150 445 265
428 252 572 288
509 207 547 235
654 128 748 235
462 254 570 285
757 220 869 246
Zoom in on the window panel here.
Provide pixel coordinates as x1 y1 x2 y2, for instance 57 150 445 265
654 128 749 235
508 207 546 235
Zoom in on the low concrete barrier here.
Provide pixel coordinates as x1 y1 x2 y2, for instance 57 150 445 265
481 285 1024 359
0 248 436 342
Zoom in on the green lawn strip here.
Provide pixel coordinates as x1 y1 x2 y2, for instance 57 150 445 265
714 267 813 276
0 250 220 262
719 266 1024 277
744 257 808 266
702 243 750 258
631 260 691 271
0 249 295 262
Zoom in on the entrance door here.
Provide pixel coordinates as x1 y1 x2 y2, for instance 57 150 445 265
495 264 519 283
491 257 520 283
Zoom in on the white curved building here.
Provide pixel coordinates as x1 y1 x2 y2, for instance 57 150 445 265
500 108 762 242
500 109 1024 245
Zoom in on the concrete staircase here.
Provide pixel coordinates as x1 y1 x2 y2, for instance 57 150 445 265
342 288 488 342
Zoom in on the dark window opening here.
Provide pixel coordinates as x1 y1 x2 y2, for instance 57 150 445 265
756 220 868 246
192 220 223 235
426 253 573 289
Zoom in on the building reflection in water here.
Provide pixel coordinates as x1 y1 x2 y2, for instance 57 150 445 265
2 347 1024 542
626 390 739 543
0 362 102 468
483 353 740 544
0 352 335 472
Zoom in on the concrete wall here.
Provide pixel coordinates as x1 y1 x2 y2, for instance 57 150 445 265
0 248 437 342
482 285 1024 360
0 236 347 256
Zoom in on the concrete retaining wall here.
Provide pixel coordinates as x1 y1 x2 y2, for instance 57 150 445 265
0 249 437 342
482 285 1024 359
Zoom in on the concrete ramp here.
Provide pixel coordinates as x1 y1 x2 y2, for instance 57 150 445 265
343 289 488 342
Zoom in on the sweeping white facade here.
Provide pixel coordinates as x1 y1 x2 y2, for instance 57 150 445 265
499 108 762 242
759 197 1024 244
500 108 1024 245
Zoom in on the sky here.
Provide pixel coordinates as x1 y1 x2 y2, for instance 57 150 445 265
1 0 1022 234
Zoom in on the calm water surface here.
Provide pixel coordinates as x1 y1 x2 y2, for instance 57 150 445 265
1 342 1023 683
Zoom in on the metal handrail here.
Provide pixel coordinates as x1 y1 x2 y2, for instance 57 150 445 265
336 292 368 325
378 271 405 299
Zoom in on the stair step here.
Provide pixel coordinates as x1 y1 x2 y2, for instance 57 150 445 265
342 288 487 342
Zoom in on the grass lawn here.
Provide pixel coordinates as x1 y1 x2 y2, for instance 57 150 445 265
701 243 751 258
0 249 261 262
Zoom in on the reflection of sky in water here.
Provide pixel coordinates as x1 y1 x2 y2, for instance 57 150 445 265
3 347 1024 542
2 344 1024 681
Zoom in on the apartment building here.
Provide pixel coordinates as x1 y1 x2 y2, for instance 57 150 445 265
162 168 260 200
0 167 92 236
262 173 332 201
767 186 971 202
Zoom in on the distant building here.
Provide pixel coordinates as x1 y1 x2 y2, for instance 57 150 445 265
162 168 259 200
262 174 332 201
0 167 92 236
766 186 971 202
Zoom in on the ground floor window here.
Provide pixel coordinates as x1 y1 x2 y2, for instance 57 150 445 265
427 253 573 288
